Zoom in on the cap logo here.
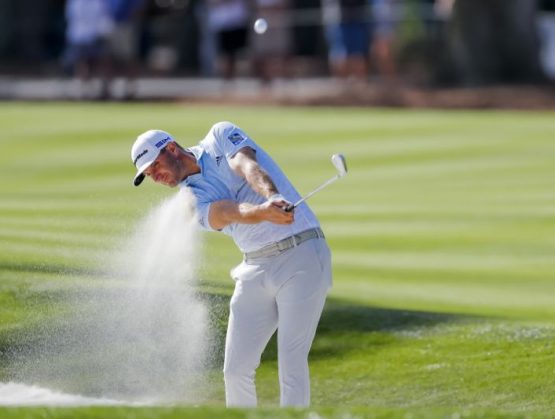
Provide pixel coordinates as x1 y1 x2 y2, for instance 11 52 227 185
134 149 148 166
155 136 171 148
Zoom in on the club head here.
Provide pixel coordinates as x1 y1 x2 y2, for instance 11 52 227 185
331 154 348 177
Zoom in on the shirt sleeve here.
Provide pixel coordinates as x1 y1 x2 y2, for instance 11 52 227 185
210 121 258 160
196 201 218 232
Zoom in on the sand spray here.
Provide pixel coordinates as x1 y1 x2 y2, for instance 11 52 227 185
3 188 213 405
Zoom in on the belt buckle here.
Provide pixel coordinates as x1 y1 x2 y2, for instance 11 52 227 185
276 237 292 252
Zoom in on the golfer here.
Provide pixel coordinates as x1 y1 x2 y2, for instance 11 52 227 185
131 122 332 407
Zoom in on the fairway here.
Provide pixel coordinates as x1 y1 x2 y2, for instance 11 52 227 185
1 102 555 418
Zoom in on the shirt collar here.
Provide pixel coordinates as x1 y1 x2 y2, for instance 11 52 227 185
182 145 204 186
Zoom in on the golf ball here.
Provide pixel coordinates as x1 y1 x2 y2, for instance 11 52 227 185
254 18 268 34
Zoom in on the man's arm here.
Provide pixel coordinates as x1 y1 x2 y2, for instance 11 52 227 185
228 147 279 199
208 147 293 230
208 200 293 231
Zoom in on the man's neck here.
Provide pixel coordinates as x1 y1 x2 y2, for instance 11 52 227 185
180 150 201 182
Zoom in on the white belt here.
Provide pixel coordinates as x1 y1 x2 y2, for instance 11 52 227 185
244 228 325 261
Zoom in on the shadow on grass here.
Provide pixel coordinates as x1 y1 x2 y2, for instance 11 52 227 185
197 291 471 364
308 297 470 361
319 298 464 334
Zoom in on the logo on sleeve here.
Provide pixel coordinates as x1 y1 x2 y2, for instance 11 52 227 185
215 156 223 166
227 132 246 146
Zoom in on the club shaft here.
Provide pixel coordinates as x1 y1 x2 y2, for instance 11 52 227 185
292 175 339 208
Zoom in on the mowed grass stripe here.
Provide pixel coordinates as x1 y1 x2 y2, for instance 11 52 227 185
316 203 555 219
324 219 555 237
2 216 125 234
0 240 106 263
0 228 110 247
332 250 552 270
338 264 555 284
326 220 555 243
296 133 554 156
0 198 138 214
332 277 555 319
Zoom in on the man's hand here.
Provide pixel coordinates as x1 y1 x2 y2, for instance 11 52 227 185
257 200 294 225
268 193 293 212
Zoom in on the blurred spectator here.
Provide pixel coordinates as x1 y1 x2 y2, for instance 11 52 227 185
206 0 251 79
369 0 397 79
196 0 218 76
251 0 293 83
538 0 555 79
291 0 325 63
448 0 543 85
434 0 454 19
107 0 146 98
322 0 370 81
16 0 50 65
64 0 114 99
0 0 66 71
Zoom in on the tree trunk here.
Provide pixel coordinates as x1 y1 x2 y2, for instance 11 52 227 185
449 0 544 85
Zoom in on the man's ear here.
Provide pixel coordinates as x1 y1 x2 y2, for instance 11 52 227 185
166 142 178 154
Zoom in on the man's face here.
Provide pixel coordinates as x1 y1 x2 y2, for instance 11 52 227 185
143 147 182 187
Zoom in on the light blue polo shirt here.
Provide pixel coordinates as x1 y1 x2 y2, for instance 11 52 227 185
181 121 320 253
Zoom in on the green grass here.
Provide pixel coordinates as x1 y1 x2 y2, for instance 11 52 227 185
1 103 555 418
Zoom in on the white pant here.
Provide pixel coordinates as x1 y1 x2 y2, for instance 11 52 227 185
224 238 332 407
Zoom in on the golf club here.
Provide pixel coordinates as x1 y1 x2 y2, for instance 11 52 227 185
286 154 348 212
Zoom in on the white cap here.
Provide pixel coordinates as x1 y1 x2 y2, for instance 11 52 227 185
131 129 174 186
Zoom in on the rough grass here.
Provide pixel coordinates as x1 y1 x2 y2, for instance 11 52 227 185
1 103 555 418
